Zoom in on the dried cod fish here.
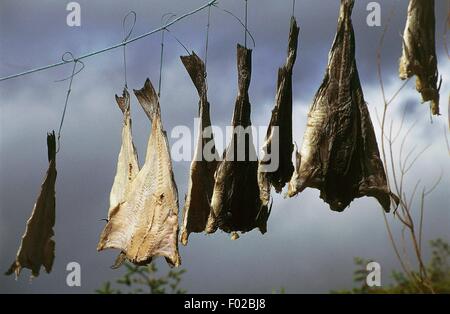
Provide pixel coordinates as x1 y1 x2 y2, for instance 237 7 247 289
258 17 299 206
179 52 218 245
6 131 57 278
98 79 181 267
288 0 394 212
399 0 440 115
206 44 270 236
107 89 140 268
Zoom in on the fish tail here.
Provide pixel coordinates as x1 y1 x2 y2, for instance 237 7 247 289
115 88 130 114
133 78 160 121
340 0 355 18
47 131 56 162
180 52 206 97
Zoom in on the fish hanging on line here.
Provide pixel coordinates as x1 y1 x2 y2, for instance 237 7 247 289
6 131 57 278
98 78 181 267
103 89 140 268
258 17 299 206
179 52 219 245
287 0 397 212
206 44 270 238
399 0 440 115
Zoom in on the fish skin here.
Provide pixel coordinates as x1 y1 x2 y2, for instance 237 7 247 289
399 0 440 115
103 88 140 268
206 44 270 235
288 0 394 212
258 17 299 206
179 52 218 245
6 131 57 278
109 88 139 218
98 78 181 267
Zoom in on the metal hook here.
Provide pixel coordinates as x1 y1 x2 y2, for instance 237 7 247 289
244 0 248 48
54 52 85 82
55 51 80 153
165 29 191 55
122 11 137 42
161 12 177 26
211 3 256 48
158 13 179 97
160 12 191 55
122 11 136 89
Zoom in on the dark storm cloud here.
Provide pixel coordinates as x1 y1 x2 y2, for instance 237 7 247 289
0 0 449 293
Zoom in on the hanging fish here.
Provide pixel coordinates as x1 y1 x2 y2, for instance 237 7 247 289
109 89 139 213
6 131 57 278
288 0 395 212
399 0 440 115
179 52 218 245
206 44 270 237
258 17 299 206
104 89 140 268
98 79 181 267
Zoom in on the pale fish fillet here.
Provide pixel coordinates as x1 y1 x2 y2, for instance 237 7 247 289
107 88 140 268
399 0 440 115
6 131 57 278
98 78 181 267
179 52 218 245
109 88 139 213
287 0 396 212
258 17 299 206
206 44 270 236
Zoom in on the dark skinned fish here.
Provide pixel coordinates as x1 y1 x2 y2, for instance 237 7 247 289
288 0 396 212
399 0 440 115
6 131 57 278
98 79 181 267
258 17 299 206
206 44 270 236
179 52 218 245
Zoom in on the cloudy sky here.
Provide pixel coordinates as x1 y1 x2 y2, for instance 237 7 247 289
0 0 449 293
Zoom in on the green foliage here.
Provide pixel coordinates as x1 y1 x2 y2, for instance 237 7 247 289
333 238 450 294
96 262 187 294
272 287 286 294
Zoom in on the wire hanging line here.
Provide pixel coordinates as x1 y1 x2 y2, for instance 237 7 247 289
0 0 218 83
157 13 192 97
244 0 248 48
122 11 137 89
292 0 296 17
158 13 173 97
54 52 85 83
204 4 212 72
211 3 256 48
56 52 83 153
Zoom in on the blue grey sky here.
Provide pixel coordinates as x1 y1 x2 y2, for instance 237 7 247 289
0 0 449 293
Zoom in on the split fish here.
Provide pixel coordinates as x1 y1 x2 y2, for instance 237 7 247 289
258 17 299 206
108 89 139 214
6 131 57 278
287 0 396 212
206 44 270 236
179 52 218 245
106 89 140 268
98 79 181 267
399 0 440 115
